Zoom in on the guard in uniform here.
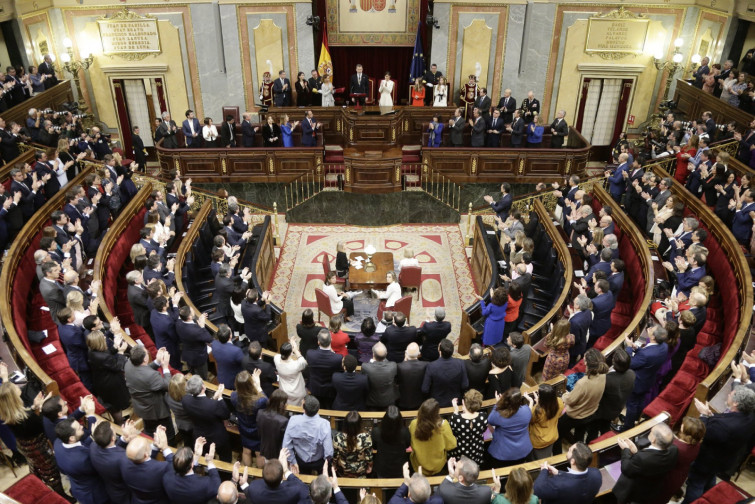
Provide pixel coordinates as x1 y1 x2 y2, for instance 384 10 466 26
520 91 540 124
422 64 443 106
461 75 478 120
259 72 273 108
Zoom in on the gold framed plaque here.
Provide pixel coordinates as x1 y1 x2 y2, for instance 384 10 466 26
97 8 161 61
585 7 649 60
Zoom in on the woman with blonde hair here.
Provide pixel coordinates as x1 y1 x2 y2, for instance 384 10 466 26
541 319 574 381
231 369 268 467
87 329 130 424
165 373 193 444
397 247 419 273
66 289 96 327
409 398 457 474
130 243 147 263
492 467 538 504
0 364 67 497
320 75 335 107
433 76 448 107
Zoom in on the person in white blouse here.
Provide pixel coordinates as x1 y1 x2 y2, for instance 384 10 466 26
273 341 308 406
202 117 219 147
396 248 419 273
66 290 95 327
323 271 354 321
51 149 72 187
373 271 401 309
433 77 448 107
379 72 395 107
320 76 335 107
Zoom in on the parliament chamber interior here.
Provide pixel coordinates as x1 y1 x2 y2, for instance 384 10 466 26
0 0 754 503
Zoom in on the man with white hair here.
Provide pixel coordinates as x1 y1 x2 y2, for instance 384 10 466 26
550 110 568 148
418 307 451 361
436 456 491 504
182 374 232 461
158 111 178 149
241 112 258 147
389 462 443 503
126 269 151 330
26 108 40 141
38 54 58 88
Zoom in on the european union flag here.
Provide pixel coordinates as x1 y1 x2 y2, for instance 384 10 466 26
409 22 425 82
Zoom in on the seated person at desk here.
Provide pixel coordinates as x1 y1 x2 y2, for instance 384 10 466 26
396 248 419 273
324 271 354 321
373 271 402 313
427 115 444 148
280 115 299 148
335 241 349 279
262 116 281 147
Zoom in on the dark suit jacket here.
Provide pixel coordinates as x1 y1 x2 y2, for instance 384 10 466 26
40 278 66 323
448 116 465 146
128 284 151 329
162 467 221 504
397 359 428 410
90 441 131 504
273 78 292 106
158 120 178 149
589 291 615 338
58 323 89 374
54 433 109 504
532 467 602 504
362 360 398 408
418 320 451 361
181 118 202 146
301 118 318 147
176 320 213 367
242 356 277 397
550 118 568 147
510 117 524 145
612 446 679 503
244 474 310 504
241 120 256 147
381 325 419 363
349 73 370 95
436 478 491 504
486 116 504 147
214 275 246 318
120 453 174 504
0 128 20 163
465 358 491 393
390 483 444 504
241 298 272 343
470 116 486 147
490 193 513 221
220 121 236 147
212 341 244 389
332 372 370 410
595 369 636 420
497 96 517 123
422 357 469 407
627 343 668 395
306 348 343 399
694 411 755 476
150 309 180 358
182 394 230 448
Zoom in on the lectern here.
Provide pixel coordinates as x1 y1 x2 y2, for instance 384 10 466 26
350 93 366 110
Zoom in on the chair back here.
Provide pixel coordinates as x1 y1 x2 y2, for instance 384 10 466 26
390 79 398 103
314 287 334 317
322 255 331 277
365 78 376 105
399 266 422 288
393 295 413 322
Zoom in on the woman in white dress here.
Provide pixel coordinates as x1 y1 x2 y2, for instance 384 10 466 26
379 72 395 107
50 148 71 188
373 271 402 309
434 77 448 107
273 341 308 406
202 117 219 147
320 76 335 107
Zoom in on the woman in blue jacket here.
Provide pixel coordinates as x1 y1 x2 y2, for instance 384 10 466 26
475 286 508 346
527 116 544 148
280 115 300 147
427 114 444 147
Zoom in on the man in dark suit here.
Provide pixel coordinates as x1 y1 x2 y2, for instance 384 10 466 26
215 263 250 324
550 110 568 148
332 354 369 410
585 248 613 285
301 110 320 147
422 64 443 106
506 109 524 147
683 388 755 503
623 156 645 221
533 442 603 504
391 462 443 504
220 115 237 148
436 457 491 504
692 57 710 88
54 416 109 504
241 289 273 346
607 259 625 299
349 64 369 105
121 428 175 504
589 348 635 440
240 449 310 504
362 342 398 410
273 70 292 107
497 89 516 124
309 70 323 106
150 295 182 370
485 109 504 147
211 324 244 390
473 88 491 122
242 341 277 397
39 261 66 324
126 270 151 331
57 308 93 391
418 307 451 361
732 188 755 244
397 343 427 410
469 108 486 148
613 423 678 504
10 167 43 219
483 182 512 221
131 126 148 169
520 91 540 124
38 55 58 89
306 329 344 408
163 439 221 503
622 326 668 430
381 312 418 363
182 375 232 461
606 153 629 203
139 226 166 258
90 421 138 504
422 339 469 407
465 344 491 393
240 113 258 147
585 280 614 348
182 109 202 147
157 112 179 149
448 108 466 147
0 118 21 163
124 346 175 441
177 306 214 379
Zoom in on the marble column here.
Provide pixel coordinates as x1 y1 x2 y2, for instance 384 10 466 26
295 3 316 75
430 3 451 75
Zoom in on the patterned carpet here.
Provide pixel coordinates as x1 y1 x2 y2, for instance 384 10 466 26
269 224 477 339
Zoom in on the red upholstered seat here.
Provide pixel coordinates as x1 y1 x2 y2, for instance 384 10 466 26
4 474 70 504
690 481 751 504
696 332 719 347
589 430 616 444
679 356 709 380
613 302 633 316
699 319 721 336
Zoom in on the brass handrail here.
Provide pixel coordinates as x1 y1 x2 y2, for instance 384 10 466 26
284 167 327 211
420 166 462 212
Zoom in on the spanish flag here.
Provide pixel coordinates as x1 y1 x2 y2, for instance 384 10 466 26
318 29 334 84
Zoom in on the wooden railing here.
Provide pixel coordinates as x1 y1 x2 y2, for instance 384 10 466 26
0 80 75 129
0 164 94 394
0 149 36 181
673 79 753 131
652 165 753 414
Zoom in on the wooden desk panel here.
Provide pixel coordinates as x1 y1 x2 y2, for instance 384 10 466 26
348 252 393 290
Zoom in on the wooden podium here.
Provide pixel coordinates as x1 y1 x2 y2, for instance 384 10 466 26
343 147 402 193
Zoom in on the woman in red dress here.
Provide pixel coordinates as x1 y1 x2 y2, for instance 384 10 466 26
411 78 425 106
648 417 706 504
674 135 698 184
